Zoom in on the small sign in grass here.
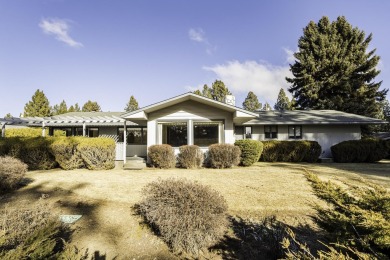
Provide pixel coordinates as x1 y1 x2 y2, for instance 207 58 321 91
59 215 82 224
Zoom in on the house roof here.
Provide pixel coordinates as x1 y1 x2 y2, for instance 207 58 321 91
244 110 387 125
121 92 258 120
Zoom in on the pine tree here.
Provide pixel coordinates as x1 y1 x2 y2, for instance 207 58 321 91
379 99 390 132
242 91 261 111
274 88 291 111
68 103 81 112
286 16 387 117
202 84 213 99
262 102 271 111
193 89 202 96
23 89 52 117
124 95 139 112
4 113 13 118
82 100 101 112
52 100 68 115
210 80 231 102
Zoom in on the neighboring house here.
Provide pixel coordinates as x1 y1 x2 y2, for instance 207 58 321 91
0 93 386 160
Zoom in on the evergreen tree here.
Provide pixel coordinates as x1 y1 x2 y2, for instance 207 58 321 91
68 103 81 112
52 100 68 115
210 80 231 102
23 89 52 117
124 95 139 112
379 99 390 132
274 88 291 111
286 16 387 118
4 113 13 118
242 91 261 111
193 89 202 96
202 84 213 99
262 102 271 111
82 100 101 112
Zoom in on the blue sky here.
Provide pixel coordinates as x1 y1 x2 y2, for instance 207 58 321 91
1 0 389 116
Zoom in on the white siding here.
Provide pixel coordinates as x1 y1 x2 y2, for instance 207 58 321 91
239 124 361 158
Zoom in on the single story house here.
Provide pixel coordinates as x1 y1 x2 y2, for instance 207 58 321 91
0 92 386 162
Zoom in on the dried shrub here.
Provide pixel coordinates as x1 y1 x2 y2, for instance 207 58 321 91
138 178 228 255
261 141 321 163
0 202 68 259
76 137 116 170
234 140 263 166
177 145 204 168
331 139 388 163
0 156 28 193
20 137 57 170
50 137 84 170
148 144 176 169
208 144 241 168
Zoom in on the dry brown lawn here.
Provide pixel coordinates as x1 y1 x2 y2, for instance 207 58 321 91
1 160 389 259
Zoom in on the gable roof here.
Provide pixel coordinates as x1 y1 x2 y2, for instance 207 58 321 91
121 92 258 119
244 110 387 125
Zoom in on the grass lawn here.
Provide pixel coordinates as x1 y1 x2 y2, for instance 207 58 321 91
1 160 389 259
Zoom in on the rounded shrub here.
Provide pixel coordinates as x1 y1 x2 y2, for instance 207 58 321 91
76 137 116 170
50 137 84 170
208 144 241 168
331 139 388 163
20 137 57 170
234 140 263 166
138 178 228 255
261 141 321 163
177 145 204 168
148 144 176 169
0 156 28 193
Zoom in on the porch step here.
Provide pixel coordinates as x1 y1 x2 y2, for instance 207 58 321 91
123 156 146 170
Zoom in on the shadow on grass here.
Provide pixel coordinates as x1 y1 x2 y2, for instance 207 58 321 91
211 216 326 260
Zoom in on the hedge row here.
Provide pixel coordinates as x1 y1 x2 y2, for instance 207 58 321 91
260 141 322 163
2 127 66 138
331 139 389 163
0 136 115 170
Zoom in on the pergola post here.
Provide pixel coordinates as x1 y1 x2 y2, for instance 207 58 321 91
1 124 5 138
83 122 86 137
123 120 127 164
42 121 46 137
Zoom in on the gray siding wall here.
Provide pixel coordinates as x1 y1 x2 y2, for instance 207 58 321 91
236 124 361 158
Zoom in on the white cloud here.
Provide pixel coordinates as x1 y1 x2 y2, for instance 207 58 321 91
189 28 206 43
203 59 292 103
283 48 296 64
39 18 83 48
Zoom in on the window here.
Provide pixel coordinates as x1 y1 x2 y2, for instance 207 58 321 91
194 122 219 146
288 125 302 139
88 127 99 137
245 126 252 139
75 127 83 136
265 125 278 139
162 123 187 147
118 127 147 144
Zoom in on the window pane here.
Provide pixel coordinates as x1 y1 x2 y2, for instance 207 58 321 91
163 123 187 147
75 128 83 136
128 128 143 144
288 126 295 138
88 128 99 137
194 123 218 146
245 126 252 139
296 126 301 138
118 128 124 142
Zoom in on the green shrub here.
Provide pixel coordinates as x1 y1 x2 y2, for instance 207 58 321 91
177 145 204 168
4 127 42 137
138 178 228 255
261 141 321 163
331 139 388 163
148 144 176 169
50 137 84 170
304 171 390 258
234 140 263 166
20 137 57 170
76 137 115 170
0 156 28 193
208 144 241 168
